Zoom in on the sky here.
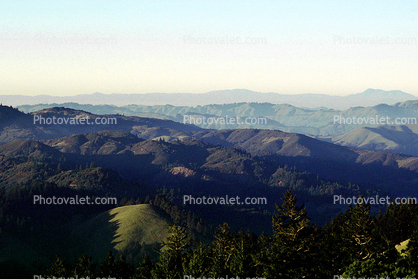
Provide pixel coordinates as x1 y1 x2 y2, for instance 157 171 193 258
1 0 417 96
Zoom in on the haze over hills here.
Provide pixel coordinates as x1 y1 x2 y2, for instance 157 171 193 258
18 97 418 136
319 124 418 157
3 88 416 110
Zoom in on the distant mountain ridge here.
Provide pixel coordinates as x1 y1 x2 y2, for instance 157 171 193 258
18 98 418 136
3 88 416 110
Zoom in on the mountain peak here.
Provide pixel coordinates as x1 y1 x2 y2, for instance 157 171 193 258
356 88 415 98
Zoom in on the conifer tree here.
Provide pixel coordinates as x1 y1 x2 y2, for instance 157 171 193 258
72 254 95 277
252 232 272 276
378 200 418 246
97 251 116 277
152 223 193 279
229 230 258 277
210 222 236 276
341 198 377 262
401 228 418 275
183 242 212 277
45 256 69 277
114 254 135 278
264 189 316 279
134 253 154 279
97 251 135 278
321 211 352 275
272 189 311 247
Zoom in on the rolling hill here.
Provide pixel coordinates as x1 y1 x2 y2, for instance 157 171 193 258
320 124 418 157
15 93 418 136
2 103 418 197
0 105 203 145
38 128 418 194
70 204 171 263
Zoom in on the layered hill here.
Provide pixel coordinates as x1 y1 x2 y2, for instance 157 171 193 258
320 124 418 157
40 129 418 188
0 105 203 145
17 95 418 136
2 104 418 196
190 129 418 193
195 129 358 161
0 128 382 226
6 88 417 109
3 106 418 219
2 121 418 196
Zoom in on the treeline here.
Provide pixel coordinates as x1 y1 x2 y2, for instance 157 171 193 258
0 181 213 277
0 182 209 241
42 190 418 278
0 182 115 234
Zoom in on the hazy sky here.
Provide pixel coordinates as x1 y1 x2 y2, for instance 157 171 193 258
1 0 417 96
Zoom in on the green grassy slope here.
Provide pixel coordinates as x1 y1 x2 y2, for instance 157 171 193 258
70 204 171 264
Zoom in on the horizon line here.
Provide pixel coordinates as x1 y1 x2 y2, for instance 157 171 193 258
0 88 415 98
